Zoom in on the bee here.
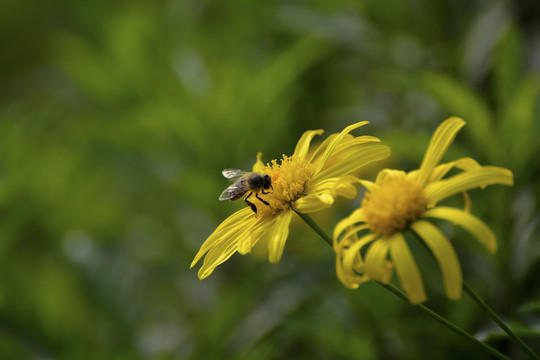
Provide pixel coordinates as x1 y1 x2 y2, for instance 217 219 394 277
219 169 272 213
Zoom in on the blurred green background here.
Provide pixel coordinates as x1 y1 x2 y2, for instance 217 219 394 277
1 0 539 359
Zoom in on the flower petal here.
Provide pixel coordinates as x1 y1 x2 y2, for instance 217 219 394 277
342 233 377 273
307 177 343 193
389 233 427 304
337 224 370 249
267 210 293 263
313 143 391 182
334 136 382 155
337 233 377 288
239 216 276 254
359 180 378 192
321 135 382 169
252 152 266 173
191 207 254 268
333 176 359 199
364 238 392 283
293 129 325 160
426 157 482 183
308 175 359 200
193 209 264 279
377 169 407 184
411 220 462 300
308 133 342 162
311 121 369 174
333 208 365 242
417 117 465 186
424 166 514 205
424 206 497 253
293 193 334 213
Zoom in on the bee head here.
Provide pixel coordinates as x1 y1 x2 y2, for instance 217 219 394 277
262 174 272 189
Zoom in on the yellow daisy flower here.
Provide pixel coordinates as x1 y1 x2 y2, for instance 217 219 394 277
191 122 391 279
333 117 513 304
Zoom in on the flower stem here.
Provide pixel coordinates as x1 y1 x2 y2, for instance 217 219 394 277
296 211 512 360
380 282 511 360
463 281 540 360
294 210 333 247
408 229 539 360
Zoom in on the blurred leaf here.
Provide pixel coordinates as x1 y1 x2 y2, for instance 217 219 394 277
382 129 470 170
476 320 540 341
520 301 540 314
499 75 540 173
492 25 524 108
0 1 538 359
419 72 500 162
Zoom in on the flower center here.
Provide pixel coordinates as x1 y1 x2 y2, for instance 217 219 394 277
362 173 427 237
255 155 313 217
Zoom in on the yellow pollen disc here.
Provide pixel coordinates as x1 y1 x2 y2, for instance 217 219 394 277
362 174 427 237
255 155 313 217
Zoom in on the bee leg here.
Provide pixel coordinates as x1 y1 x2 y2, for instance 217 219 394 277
245 193 258 213
255 193 270 207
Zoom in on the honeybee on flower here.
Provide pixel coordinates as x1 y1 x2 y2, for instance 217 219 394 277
191 122 391 280
219 169 272 213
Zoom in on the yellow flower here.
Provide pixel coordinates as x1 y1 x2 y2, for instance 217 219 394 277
191 122 391 279
333 117 513 304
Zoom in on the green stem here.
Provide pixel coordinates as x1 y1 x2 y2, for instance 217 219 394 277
408 229 539 360
294 210 333 247
296 211 512 360
463 281 540 360
380 283 511 360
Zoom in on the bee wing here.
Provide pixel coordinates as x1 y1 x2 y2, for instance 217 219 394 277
219 182 244 201
222 168 249 180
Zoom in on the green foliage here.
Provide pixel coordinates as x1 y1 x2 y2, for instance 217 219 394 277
0 0 539 359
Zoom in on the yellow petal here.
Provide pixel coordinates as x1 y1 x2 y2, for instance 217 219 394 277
197 226 257 279
293 193 334 213
388 233 427 304
336 224 370 250
377 169 407 184
252 152 266 173
342 233 377 272
309 133 380 176
359 180 378 193
333 208 365 242
198 222 271 280
332 134 380 152
453 157 483 171
337 233 377 288
313 144 390 182
333 178 358 199
335 262 360 289
311 121 369 174
267 210 293 263
293 129 325 160
308 175 359 199
191 207 254 268
323 135 383 168
424 206 497 253
239 216 275 254
309 133 341 162
307 177 343 193
364 238 392 283
417 117 465 186
199 239 241 278
427 157 482 183
462 191 472 212
425 166 514 205
191 208 278 279
411 220 462 300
